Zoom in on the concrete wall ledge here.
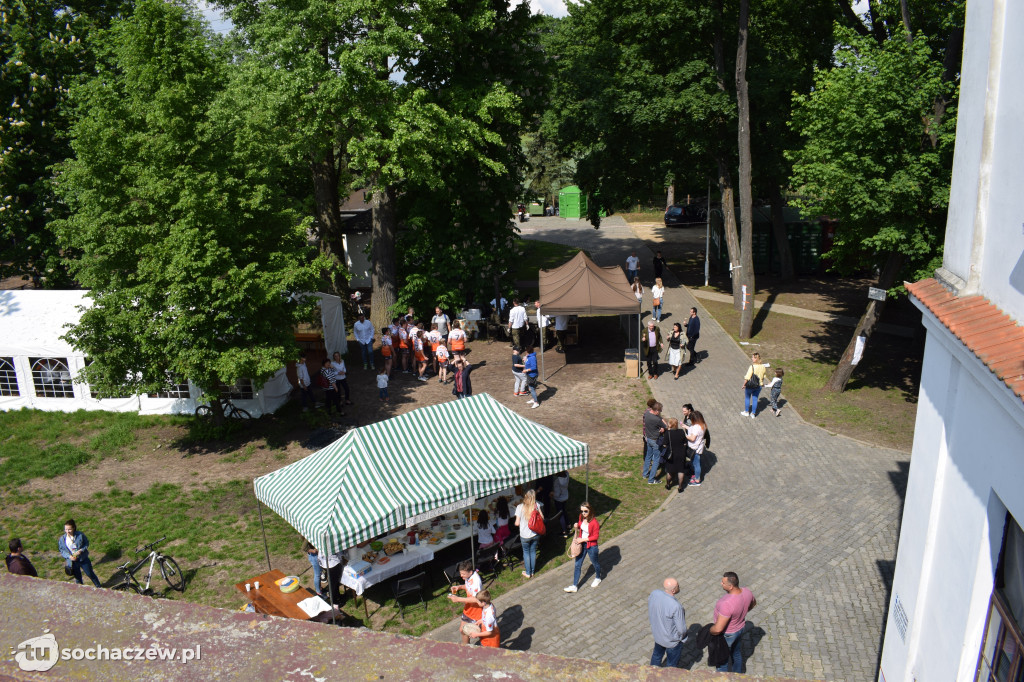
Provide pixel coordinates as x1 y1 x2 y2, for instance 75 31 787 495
0 574 811 681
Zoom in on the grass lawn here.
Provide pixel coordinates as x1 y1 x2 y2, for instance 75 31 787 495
699 298 921 452
0 369 660 635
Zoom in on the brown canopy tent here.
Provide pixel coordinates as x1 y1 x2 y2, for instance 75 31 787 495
536 251 641 379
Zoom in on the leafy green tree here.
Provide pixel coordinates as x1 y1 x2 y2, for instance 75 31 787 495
222 0 538 334
0 0 127 287
788 24 958 391
53 0 320 418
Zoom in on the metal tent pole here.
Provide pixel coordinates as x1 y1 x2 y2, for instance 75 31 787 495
257 499 272 572
470 506 477 571
323 532 337 626
585 459 590 504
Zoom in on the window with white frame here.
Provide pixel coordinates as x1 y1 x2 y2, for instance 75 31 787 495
0 357 19 396
977 514 1024 682
148 379 191 399
218 379 254 400
83 358 133 399
30 357 74 398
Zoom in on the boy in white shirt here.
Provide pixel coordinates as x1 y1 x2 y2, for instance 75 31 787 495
376 368 389 401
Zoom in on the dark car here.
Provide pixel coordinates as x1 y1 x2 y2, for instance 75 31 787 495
664 203 707 227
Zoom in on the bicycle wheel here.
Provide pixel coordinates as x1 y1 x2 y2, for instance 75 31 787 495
112 580 143 595
228 407 252 420
159 556 185 591
195 405 213 418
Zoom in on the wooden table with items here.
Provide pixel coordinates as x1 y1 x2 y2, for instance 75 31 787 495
235 569 323 620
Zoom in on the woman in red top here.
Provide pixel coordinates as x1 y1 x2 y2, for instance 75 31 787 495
564 502 602 592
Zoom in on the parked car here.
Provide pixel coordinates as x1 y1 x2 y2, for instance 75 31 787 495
664 203 707 227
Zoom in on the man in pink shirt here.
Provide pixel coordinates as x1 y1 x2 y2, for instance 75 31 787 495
710 571 756 672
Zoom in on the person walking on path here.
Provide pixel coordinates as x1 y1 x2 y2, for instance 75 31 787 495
643 319 664 379
685 410 708 487
651 277 665 322
508 299 528 349
6 538 38 577
652 250 667 281
564 501 602 592
523 346 541 408
626 250 640 283
511 345 527 396
741 352 768 418
58 519 102 587
667 323 684 379
353 312 375 370
664 419 689 492
649 577 687 667
684 308 701 366
514 490 543 578
642 401 668 484
631 276 644 304
766 368 784 416
711 572 757 673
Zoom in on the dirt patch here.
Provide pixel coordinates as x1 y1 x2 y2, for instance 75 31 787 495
24 316 649 499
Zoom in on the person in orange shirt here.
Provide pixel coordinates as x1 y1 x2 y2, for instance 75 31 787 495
414 330 429 381
435 343 450 384
464 590 500 648
380 328 394 377
398 320 411 373
449 321 467 361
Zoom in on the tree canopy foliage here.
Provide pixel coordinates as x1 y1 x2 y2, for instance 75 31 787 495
53 0 321 405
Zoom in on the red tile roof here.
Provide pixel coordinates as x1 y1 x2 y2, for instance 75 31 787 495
907 278 1024 404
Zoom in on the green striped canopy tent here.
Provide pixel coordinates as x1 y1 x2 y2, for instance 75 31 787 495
253 393 589 557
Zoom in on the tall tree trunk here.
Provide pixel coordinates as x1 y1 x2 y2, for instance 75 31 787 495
825 251 904 392
735 0 755 339
369 185 398 334
666 182 675 210
310 147 348 295
769 184 795 281
716 156 742 305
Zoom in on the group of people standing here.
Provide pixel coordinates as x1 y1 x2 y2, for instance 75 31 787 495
642 400 708 490
4 519 104 588
648 571 757 672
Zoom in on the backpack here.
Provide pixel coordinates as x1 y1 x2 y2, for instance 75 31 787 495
744 365 760 389
527 508 546 535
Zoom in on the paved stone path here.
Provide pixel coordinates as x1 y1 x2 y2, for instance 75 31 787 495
428 217 908 680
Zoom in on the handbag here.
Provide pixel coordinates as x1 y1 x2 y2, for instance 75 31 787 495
527 508 546 535
568 537 583 558
744 365 760 389
64 564 75 576
318 373 330 389
652 297 661 307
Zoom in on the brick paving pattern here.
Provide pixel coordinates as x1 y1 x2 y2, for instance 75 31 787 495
428 217 908 680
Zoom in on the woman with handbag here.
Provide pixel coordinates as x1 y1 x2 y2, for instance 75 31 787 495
58 519 102 587
664 419 690 492
686 411 708 487
667 323 684 379
741 352 768 418
514 489 543 578
564 502 602 592
651 277 665 322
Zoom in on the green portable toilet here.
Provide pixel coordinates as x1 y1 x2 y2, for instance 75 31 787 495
558 185 587 219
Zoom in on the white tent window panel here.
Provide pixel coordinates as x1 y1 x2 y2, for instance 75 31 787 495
0 357 19 396
219 379 254 400
83 358 133 399
30 357 74 398
149 379 191 399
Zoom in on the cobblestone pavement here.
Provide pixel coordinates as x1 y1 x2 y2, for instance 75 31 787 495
428 217 908 680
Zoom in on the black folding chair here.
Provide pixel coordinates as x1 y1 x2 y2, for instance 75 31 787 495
391 571 427 618
500 533 522 572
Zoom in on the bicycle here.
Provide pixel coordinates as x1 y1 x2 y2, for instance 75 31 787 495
195 399 251 420
110 537 185 595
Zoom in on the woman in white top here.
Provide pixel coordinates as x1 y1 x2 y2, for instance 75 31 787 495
549 471 570 537
651 277 665 322
631 276 644 303
685 410 708 487
514 489 543 578
330 352 352 405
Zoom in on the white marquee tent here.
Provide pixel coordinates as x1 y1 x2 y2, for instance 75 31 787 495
0 289 345 416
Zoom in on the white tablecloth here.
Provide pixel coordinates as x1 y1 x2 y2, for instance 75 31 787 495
342 544 435 596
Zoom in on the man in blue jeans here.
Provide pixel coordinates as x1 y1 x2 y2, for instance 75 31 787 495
711 571 757 672
642 401 667 484
649 577 687 667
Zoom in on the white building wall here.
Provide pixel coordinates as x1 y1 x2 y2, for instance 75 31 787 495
881 307 1024 681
